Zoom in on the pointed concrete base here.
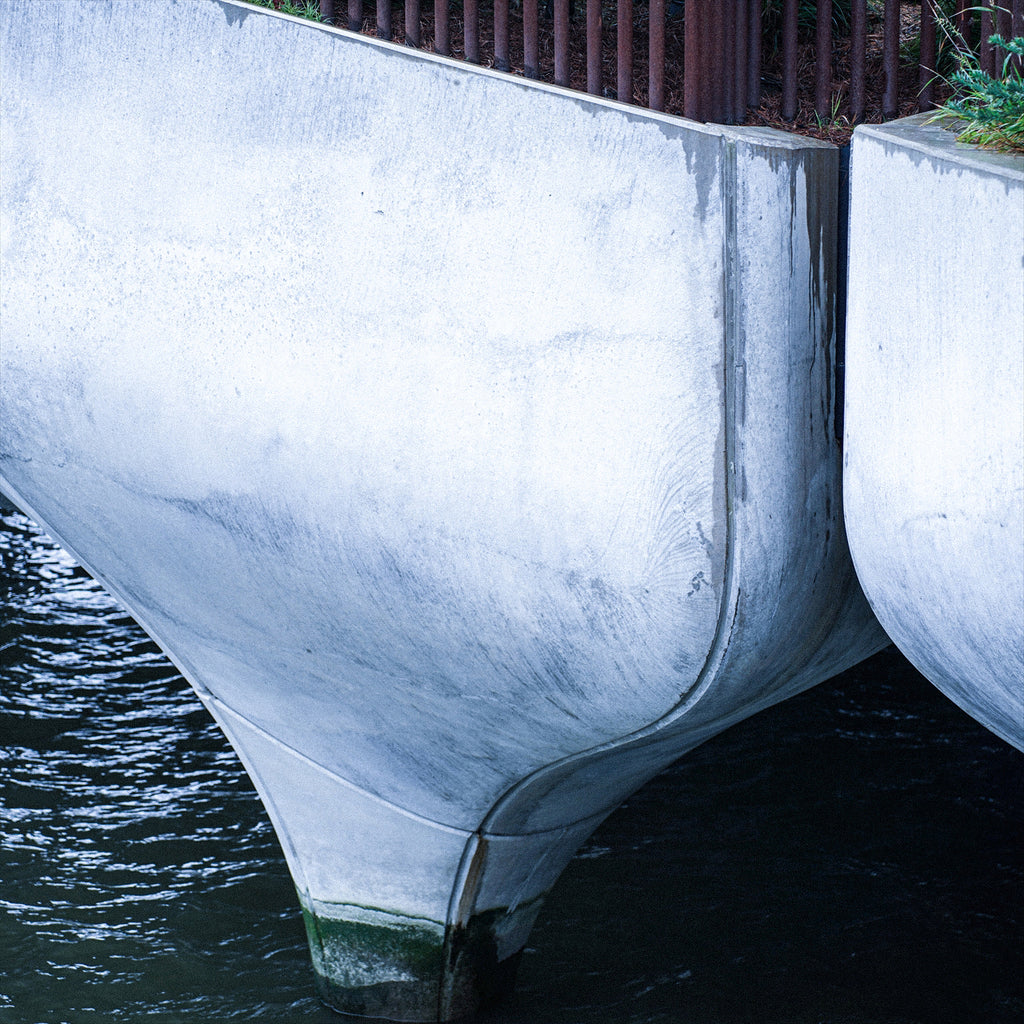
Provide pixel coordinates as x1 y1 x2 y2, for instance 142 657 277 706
207 697 599 1022
0 3 888 1021
303 903 448 1022
303 900 531 1021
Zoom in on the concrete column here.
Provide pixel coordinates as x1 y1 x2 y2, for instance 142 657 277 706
1 1 886 1018
845 114 1024 751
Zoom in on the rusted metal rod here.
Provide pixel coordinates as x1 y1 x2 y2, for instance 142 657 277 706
435 0 449 55
883 0 899 119
815 0 832 121
953 0 971 50
1014 0 1024 74
742 0 751 120
587 0 601 95
649 0 665 111
747 0 762 112
377 0 392 41
617 0 633 103
555 0 570 86
722 0 736 122
524 0 539 78
709 1 725 121
997 4 1013 70
406 0 420 46
850 0 866 123
495 0 510 71
733 0 747 122
782 0 799 120
327 0 969 130
683 0 702 120
980 3 995 76
919 0 937 111
465 0 480 63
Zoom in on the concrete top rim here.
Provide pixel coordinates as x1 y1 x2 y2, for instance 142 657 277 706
853 112 1024 181
222 0 837 152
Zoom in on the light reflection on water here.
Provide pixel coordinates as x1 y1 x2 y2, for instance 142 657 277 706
1 509 1021 1024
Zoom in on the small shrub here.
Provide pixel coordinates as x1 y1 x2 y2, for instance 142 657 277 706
934 34 1024 153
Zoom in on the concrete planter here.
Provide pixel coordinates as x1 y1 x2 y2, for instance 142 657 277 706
2 1 884 1019
845 114 1024 751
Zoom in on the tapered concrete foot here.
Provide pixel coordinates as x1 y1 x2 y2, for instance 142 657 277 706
303 903 448 1022
302 900 527 1021
208 700 593 1022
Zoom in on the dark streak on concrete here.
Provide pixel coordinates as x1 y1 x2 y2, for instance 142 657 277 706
214 0 250 28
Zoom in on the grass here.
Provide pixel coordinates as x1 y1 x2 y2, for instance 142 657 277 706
932 31 1024 153
246 0 326 20
814 90 850 133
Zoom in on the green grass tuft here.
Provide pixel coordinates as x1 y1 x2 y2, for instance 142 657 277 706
244 0 326 21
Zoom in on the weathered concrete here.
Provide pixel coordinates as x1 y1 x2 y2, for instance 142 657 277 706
845 114 1024 751
1 1 885 1019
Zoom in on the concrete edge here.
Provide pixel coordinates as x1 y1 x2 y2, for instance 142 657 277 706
221 0 837 152
853 111 1024 182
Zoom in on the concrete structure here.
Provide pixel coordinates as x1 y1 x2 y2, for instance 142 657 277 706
1 1 885 1019
845 115 1024 752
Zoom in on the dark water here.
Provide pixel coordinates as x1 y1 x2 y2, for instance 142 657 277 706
1 509 1021 1024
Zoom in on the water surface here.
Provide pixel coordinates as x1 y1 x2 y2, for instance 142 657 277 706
1 510 1020 1023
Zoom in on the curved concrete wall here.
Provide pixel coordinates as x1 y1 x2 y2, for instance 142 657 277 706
1 1 885 1019
845 115 1024 751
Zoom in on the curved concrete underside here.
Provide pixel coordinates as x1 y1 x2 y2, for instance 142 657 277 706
1 1 885 1019
845 116 1024 753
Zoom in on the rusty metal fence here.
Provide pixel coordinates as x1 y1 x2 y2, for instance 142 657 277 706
297 1 1024 126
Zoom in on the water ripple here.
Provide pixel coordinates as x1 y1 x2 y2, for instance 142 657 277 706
1 509 1021 1024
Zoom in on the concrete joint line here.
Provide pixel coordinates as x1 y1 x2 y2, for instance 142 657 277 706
453 132 745 857
205 692 476 836
434 137 747 998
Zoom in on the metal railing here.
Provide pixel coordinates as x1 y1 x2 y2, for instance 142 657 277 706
297 1 1023 127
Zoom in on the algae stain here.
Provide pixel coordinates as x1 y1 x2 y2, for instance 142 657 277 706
301 903 446 1019
301 904 446 988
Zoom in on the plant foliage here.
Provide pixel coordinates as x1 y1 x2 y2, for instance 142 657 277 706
937 34 1024 153
246 0 326 20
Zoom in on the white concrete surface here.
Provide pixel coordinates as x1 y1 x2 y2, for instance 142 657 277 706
1 1 885 1019
845 114 1024 752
